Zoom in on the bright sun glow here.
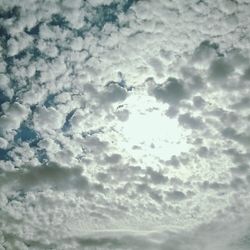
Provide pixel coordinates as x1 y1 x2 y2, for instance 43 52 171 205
115 92 191 163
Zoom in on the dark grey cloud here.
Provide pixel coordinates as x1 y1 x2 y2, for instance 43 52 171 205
178 113 205 130
102 83 128 104
242 67 250 80
230 164 249 175
208 57 234 82
0 162 89 191
199 180 229 192
192 96 206 109
166 190 186 201
149 77 188 105
191 40 218 65
230 97 250 110
104 153 122 164
222 127 250 147
145 167 168 185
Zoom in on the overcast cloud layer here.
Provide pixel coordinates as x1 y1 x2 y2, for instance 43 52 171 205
1 0 250 249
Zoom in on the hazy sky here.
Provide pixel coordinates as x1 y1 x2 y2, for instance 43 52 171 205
1 0 250 249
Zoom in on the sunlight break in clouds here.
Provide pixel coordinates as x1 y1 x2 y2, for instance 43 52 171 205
118 93 191 163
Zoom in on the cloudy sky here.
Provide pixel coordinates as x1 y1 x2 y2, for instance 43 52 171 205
1 0 250 249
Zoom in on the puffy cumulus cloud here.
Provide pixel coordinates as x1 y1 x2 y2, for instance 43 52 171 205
2 215 250 250
191 40 219 68
208 57 235 83
101 83 128 105
145 167 168 185
7 32 33 57
0 162 89 192
0 74 13 99
114 108 130 121
222 127 250 147
230 164 249 176
0 137 8 149
166 190 187 201
178 113 205 130
33 106 64 132
148 77 189 105
0 102 29 140
1 0 250 249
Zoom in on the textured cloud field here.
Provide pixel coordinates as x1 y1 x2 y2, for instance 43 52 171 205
1 0 250 249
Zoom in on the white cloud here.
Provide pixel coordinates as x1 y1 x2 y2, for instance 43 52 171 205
0 137 8 149
33 106 64 132
0 102 29 137
7 32 33 57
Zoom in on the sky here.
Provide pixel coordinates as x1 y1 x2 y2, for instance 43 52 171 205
1 0 250 249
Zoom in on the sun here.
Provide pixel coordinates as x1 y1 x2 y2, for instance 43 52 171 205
114 91 191 164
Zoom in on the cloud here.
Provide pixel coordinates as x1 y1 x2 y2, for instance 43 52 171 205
166 190 186 201
0 102 29 139
5 214 248 250
178 113 205 130
208 57 234 83
145 167 168 185
230 163 249 175
0 162 89 191
192 96 206 109
101 83 128 104
1 0 250 249
242 67 250 80
104 153 122 164
33 106 64 132
148 77 188 105
114 108 130 121
191 40 218 68
222 127 250 147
